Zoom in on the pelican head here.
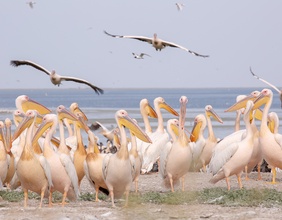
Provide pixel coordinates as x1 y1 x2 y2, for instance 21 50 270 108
253 89 272 110
155 97 179 117
205 105 223 123
15 95 51 115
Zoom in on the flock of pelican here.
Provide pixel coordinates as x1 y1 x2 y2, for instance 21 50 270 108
0 68 281 208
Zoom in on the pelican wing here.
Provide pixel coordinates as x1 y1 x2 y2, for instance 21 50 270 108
159 142 172 179
274 133 282 149
10 60 51 76
208 142 239 175
102 153 112 180
250 67 281 94
37 155 53 189
60 153 80 198
160 40 209 58
60 76 104 95
129 154 136 181
104 31 153 44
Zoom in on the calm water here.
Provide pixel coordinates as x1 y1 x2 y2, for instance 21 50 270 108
0 88 281 144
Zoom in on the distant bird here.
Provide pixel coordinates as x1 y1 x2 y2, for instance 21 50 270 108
175 3 185 11
10 60 104 95
26 1 36 9
250 67 282 108
132 53 150 59
104 31 209 58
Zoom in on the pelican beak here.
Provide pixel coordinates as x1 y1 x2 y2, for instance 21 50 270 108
159 102 179 117
75 113 90 133
12 113 42 142
225 94 257 112
146 104 158 118
32 119 54 146
71 104 88 121
267 117 275 133
190 119 202 142
253 108 263 121
4 119 12 152
171 123 179 137
253 92 270 110
21 97 51 115
207 108 223 124
118 114 152 143
57 105 78 122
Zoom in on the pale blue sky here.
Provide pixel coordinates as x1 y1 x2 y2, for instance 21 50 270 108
1 1 282 89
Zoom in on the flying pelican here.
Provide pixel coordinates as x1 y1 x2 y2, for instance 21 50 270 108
132 53 151 59
26 1 36 9
250 67 282 108
10 60 104 95
84 129 109 202
32 107 80 206
89 121 117 142
104 31 209 58
175 3 185 11
140 97 179 174
12 110 53 208
252 89 282 184
102 110 152 207
160 96 193 192
209 100 255 190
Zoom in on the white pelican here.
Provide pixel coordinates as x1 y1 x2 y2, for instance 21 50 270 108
140 97 179 174
250 67 282 107
132 52 151 59
175 3 185 11
160 96 193 192
102 110 152 207
89 121 117 142
83 129 109 202
12 110 53 208
104 31 209 57
0 122 8 189
10 60 104 95
32 108 80 206
26 1 36 9
193 105 223 172
15 95 51 115
252 89 282 183
209 100 255 190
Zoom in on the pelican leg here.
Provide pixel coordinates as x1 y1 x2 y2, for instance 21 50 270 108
135 179 138 193
225 177 230 191
39 189 45 208
61 191 67 207
23 188 28 208
48 191 53 207
269 168 277 184
202 164 207 173
237 174 243 189
169 177 174 192
95 186 100 202
110 190 116 207
245 165 250 180
124 190 129 207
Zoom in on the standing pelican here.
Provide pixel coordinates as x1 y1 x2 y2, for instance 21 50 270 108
0 122 8 189
12 110 53 208
141 97 179 174
104 31 209 57
102 110 152 207
252 89 282 183
10 60 104 95
32 107 80 206
209 100 255 190
250 67 282 108
160 96 193 192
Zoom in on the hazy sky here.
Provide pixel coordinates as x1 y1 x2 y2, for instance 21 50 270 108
1 1 282 89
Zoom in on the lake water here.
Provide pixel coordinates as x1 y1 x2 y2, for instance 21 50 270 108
0 87 281 144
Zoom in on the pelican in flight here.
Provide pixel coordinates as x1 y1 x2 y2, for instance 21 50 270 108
104 31 209 58
250 67 282 107
175 3 185 11
10 60 104 95
132 53 151 59
26 1 36 9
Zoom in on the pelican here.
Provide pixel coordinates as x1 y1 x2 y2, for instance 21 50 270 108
12 110 53 208
15 95 51 115
132 52 151 59
89 121 117 142
129 119 143 193
252 89 282 183
175 3 185 11
250 67 282 107
193 105 223 172
160 96 193 192
32 107 80 206
209 100 255 190
102 110 152 207
3 118 15 188
140 97 179 174
104 31 209 58
10 60 104 95
83 129 109 202
0 122 8 189
26 1 36 9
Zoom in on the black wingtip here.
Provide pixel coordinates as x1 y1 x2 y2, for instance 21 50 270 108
10 60 19 67
249 67 255 76
89 122 101 131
